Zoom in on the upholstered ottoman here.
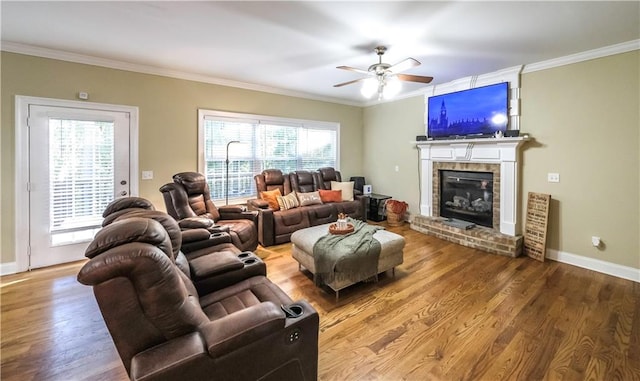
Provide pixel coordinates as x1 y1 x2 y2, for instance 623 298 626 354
290 223 405 299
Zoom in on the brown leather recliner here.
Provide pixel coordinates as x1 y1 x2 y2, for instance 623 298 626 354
78 215 319 381
160 172 258 252
101 197 265 295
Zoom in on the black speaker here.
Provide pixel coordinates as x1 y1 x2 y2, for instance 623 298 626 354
504 130 520 137
350 176 365 192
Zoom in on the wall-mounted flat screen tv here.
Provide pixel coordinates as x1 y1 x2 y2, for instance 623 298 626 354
427 82 508 139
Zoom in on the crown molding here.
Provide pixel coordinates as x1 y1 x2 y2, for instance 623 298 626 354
1 41 362 107
3 39 638 107
522 39 640 73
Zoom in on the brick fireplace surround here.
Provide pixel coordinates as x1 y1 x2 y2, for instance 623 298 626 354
412 137 529 257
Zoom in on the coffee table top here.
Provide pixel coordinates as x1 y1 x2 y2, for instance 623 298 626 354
290 222 405 255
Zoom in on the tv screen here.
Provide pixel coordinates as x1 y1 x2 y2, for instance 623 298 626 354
427 82 508 139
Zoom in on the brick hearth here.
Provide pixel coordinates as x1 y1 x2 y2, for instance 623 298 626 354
411 215 523 257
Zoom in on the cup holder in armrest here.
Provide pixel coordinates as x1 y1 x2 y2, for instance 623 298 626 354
242 258 258 265
281 304 304 318
210 225 230 233
238 252 252 259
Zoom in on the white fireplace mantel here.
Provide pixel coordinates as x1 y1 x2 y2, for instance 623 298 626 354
415 136 529 236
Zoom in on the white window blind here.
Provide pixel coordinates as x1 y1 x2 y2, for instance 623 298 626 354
49 118 114 234
200 110 339 203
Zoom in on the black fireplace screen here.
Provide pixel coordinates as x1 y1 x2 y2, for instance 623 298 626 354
439 170 493 228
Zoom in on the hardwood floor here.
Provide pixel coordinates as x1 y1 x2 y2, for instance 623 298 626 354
2 223 639 380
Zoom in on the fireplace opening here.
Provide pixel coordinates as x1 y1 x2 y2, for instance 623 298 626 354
439 170 493 228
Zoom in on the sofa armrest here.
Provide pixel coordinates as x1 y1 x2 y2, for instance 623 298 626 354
178 216 215 230
218 207 258 223
200 302 285 358
189 251 244 280
130 332 209 381
130 301 318 381
254 208 275 247
217 205 245 214
354 194 368 222
247 198 269 210
181 228 214 244
181 231 233 254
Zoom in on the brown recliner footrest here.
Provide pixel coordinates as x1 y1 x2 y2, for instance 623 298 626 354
190 251 244 280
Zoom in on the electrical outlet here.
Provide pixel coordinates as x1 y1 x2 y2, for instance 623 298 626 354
141 170 153 180
547 173 560 183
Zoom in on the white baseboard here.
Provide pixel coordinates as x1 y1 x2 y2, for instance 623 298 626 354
546 249 639 283
1 262 18 276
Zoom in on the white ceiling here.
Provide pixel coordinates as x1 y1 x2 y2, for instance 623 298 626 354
2 1 639 105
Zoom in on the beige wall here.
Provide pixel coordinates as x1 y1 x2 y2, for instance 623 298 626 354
520 51 639 269
2 50 638 271
362 96 425 214
0 52 363 264
362 51 639 270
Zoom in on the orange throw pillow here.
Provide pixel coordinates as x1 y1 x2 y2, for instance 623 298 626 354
319 189 342 203
260 188 282 210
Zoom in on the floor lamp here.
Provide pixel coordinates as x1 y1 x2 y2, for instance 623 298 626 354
225 140 240 205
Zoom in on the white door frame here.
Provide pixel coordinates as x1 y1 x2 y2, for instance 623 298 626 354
14 95 139 272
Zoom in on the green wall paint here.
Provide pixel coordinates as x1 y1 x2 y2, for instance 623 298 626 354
1 52 363 264
362 51 639 270
2 50 638 271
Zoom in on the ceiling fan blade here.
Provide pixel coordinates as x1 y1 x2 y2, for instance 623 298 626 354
333 78 368 87
396 73 433 84
388 58 420 73
336 65 371 75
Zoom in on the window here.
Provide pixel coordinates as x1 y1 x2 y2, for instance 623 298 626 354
198 110 339 204
49 118 115 245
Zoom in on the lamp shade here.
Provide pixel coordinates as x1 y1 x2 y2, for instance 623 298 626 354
382 76 402 99
360 77 378 98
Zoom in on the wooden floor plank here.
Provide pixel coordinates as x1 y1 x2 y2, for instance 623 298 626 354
1 223 639 381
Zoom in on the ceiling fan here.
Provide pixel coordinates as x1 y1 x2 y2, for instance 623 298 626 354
334 46 433 100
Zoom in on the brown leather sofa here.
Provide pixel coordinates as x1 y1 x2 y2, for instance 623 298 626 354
248 168 366 247
78 209 319 381
101 197 266 295
160 172 259 252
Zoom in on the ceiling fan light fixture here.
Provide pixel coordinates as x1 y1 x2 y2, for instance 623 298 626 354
337 45 433 100
382 76 402 99
360 77 378 98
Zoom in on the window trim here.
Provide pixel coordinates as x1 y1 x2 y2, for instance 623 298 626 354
197 109 341 203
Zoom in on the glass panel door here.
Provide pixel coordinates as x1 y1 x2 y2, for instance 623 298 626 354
28 105 130 269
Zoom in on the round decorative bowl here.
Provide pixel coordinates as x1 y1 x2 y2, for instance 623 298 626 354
329 223 354 235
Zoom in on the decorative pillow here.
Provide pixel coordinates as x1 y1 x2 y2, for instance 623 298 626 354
260 188 282 210
331 181 354 201
319 189 342 203
277 192 300 211
296 191 323 206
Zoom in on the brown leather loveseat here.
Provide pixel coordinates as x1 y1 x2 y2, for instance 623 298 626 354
78 207 319 381
248 168 366 246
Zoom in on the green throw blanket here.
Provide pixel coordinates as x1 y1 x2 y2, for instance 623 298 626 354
313 218 383 286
